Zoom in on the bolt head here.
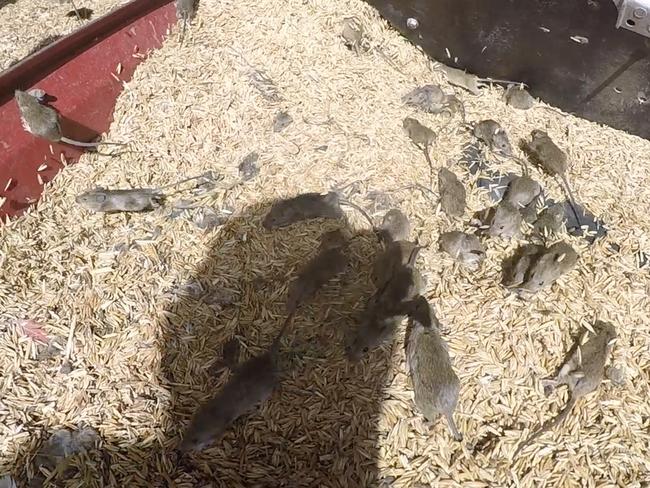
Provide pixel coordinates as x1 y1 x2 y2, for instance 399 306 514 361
406 17 418 29
633 7 647 18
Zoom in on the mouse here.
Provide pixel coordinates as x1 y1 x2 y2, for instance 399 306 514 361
406 295 463 441
75 174 207 213
371 240 423 289
262 192 344 229
517 241 579 293
179 314 295 453
513 320 617 457
438 231 485 270
401 84 446 114
533 203 566 239
341 16 366 54
403 117 436 186
504 85 535 110
438 168 466 218
14 90 124 149
523 130 582 228
348 245 423 360
440 65 523 96
472 120 513 156
485 200 523 239
378 208 411 244
503 175 541 209
501 244 544 288
175 0 197 44
286 231 349 314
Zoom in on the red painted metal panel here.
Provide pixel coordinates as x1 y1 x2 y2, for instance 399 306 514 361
0 0 176 222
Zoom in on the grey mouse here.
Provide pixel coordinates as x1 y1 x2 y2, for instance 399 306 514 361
513 321 616 457
438 231 485 270
406 295 463 441
403 117 436 185
501 244 544 289
179 314 294 453
438 168 466 218
262 192 344 229
533 203 566 239
504 85 535 110
378 208 411 244
473 119 513 156
401 84 446 114
75 175 206 213
517 241 578 293
15 90 124 149
286 230 350 314
486 200 523 239
523 130 582 227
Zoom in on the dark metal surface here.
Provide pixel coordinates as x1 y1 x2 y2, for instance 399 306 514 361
366 0 650 139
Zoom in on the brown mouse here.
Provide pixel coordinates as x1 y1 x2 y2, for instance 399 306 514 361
175 0 197 43
406 295 463 441
286 231 349 314
14 90 124 149
485 200 523 239
378 208 410 244
75 175 206 213
262 192 344 229
504 85 535 110
533 203 566 239
438 168 466 218
513 321 617 457
517 241 578 293
403 117 436 185
179 314 294 453
504 175 541 209
501 244 544 288
371 240 423 289
523 130 582 227
438 231 485 270
473 119 513 156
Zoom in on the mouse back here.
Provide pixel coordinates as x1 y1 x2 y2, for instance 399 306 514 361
262 192 344 229
407 311 459 419
347 311 399 361
15 90 62 141
526 130 568 175
519 241 577 292
401 84 446 113
175 0 196 19
505 176 541 208
180 351 277 452
438 168 466 218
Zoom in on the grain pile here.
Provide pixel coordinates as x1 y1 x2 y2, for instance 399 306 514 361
0 0 128 71
1 0 650 486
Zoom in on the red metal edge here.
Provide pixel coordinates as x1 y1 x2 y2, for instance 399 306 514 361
0 0 177 222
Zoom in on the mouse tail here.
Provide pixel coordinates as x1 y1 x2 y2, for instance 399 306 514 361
557 174 582 229
445 413 463 442
423 147 434 188
339 200 375 232
270 312 296 354
513 395 577 458
60 136 125 148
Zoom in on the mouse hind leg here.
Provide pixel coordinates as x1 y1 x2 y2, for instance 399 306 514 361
444 412 463 441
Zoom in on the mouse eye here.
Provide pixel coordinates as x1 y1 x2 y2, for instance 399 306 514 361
538 281 544 286
363 347 369 353
499 225 504 230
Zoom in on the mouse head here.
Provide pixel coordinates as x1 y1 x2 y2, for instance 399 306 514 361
262 201 296 229
178 409 227 454
530 129 548 141
379 209 410 243
491 128 513 155
593 320 617 344
346 315 396 362
75 189 107 211
517 244 576 293
318 228 350 251
488 201 521 238
407 295 438 329
402 117 418 132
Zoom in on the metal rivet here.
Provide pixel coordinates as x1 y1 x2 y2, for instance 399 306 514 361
406 17 418 29
633 7 647 18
